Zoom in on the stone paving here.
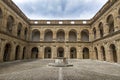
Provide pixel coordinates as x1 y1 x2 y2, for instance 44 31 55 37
0 59 120 80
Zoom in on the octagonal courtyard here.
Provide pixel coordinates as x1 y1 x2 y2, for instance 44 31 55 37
0 59 120 80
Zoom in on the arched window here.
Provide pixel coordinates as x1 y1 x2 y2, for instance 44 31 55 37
44 30 53 41
15 45 20 60
93 28 96 39
3 43 11 61
69 30 77 42
109 44 117 62
17 23 22 38
83 47 89 59
57 30 65 41
31 29 40 41
70 47 77 58
94 47 98 60
44 47 51 58
57 47 64 57
81 29 89 42
101 46 106 61
31 47 38 59
107 15 114 33
24 28 28 40
7 15 14 33
99 22 104 38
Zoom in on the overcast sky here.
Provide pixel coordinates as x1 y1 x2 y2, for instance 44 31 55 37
12 0 108 20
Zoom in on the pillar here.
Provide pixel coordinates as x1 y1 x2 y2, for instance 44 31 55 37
52 46 57 59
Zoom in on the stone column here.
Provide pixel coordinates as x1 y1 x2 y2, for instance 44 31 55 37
77 46 81 59
104 44 111 62
41 30 44 41
104 23 109 36
38 46 42 59
19 46 24 60
10 42 16 61
96 28 100 39
89 46 93 59
53 31 56 41
65 46 69 58
52 46 57 59
40 46 44 59
116 40 120 63
113 9 119 31
97 46 102 61
0 39 5 62
77 32 80 41
65 31 69 41
12 21 17 37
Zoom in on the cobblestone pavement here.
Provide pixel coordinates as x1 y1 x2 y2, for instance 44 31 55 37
0 59 120 80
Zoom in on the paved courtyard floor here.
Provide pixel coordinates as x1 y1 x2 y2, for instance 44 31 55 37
0 59 120 80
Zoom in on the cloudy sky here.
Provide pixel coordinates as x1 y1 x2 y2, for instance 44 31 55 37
12 0 108 20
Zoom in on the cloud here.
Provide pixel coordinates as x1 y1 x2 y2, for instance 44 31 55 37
12 0 108 20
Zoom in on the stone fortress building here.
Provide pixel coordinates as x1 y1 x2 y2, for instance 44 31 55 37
0 0 120 63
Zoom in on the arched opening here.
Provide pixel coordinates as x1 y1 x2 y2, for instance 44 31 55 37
94 47 98 60
44 30 53 41
31 29 40 41
31 47 38 59
93 28 96 39
57 30 65 41
24 28 28 40
17 23 22 38
101 46 106 61
15 45 20 60
83 47 89 59
70 47 77 58
69 30 77 42
3 43 11 61
44 47 51 58
57 47 64 57
0 8 3 22
81 29 89 42
22 47 26 59
7 15 14 33
107 15 114 33
99 22 104 38
109 44 117 62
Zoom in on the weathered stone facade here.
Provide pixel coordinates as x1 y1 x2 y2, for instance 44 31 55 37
0 0 120 63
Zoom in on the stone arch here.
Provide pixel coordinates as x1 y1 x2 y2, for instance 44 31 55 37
101 46 106 61
44 29 53 41
69 29 77 42
44 47 51 58
22 47 26 59
98 22 104 38
57 29 65 41
93 28 96 39
24 28 28 40
81 29 89 42
106 14 114 33
7 15 14 33
31 29 40 41
31 47 38 59
109 44 117 62
94 47 98 60
3 43 12 61
70 47 77 58
83 47 89 59
17 23 22 37
15 45 20 60
57 47 64 57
